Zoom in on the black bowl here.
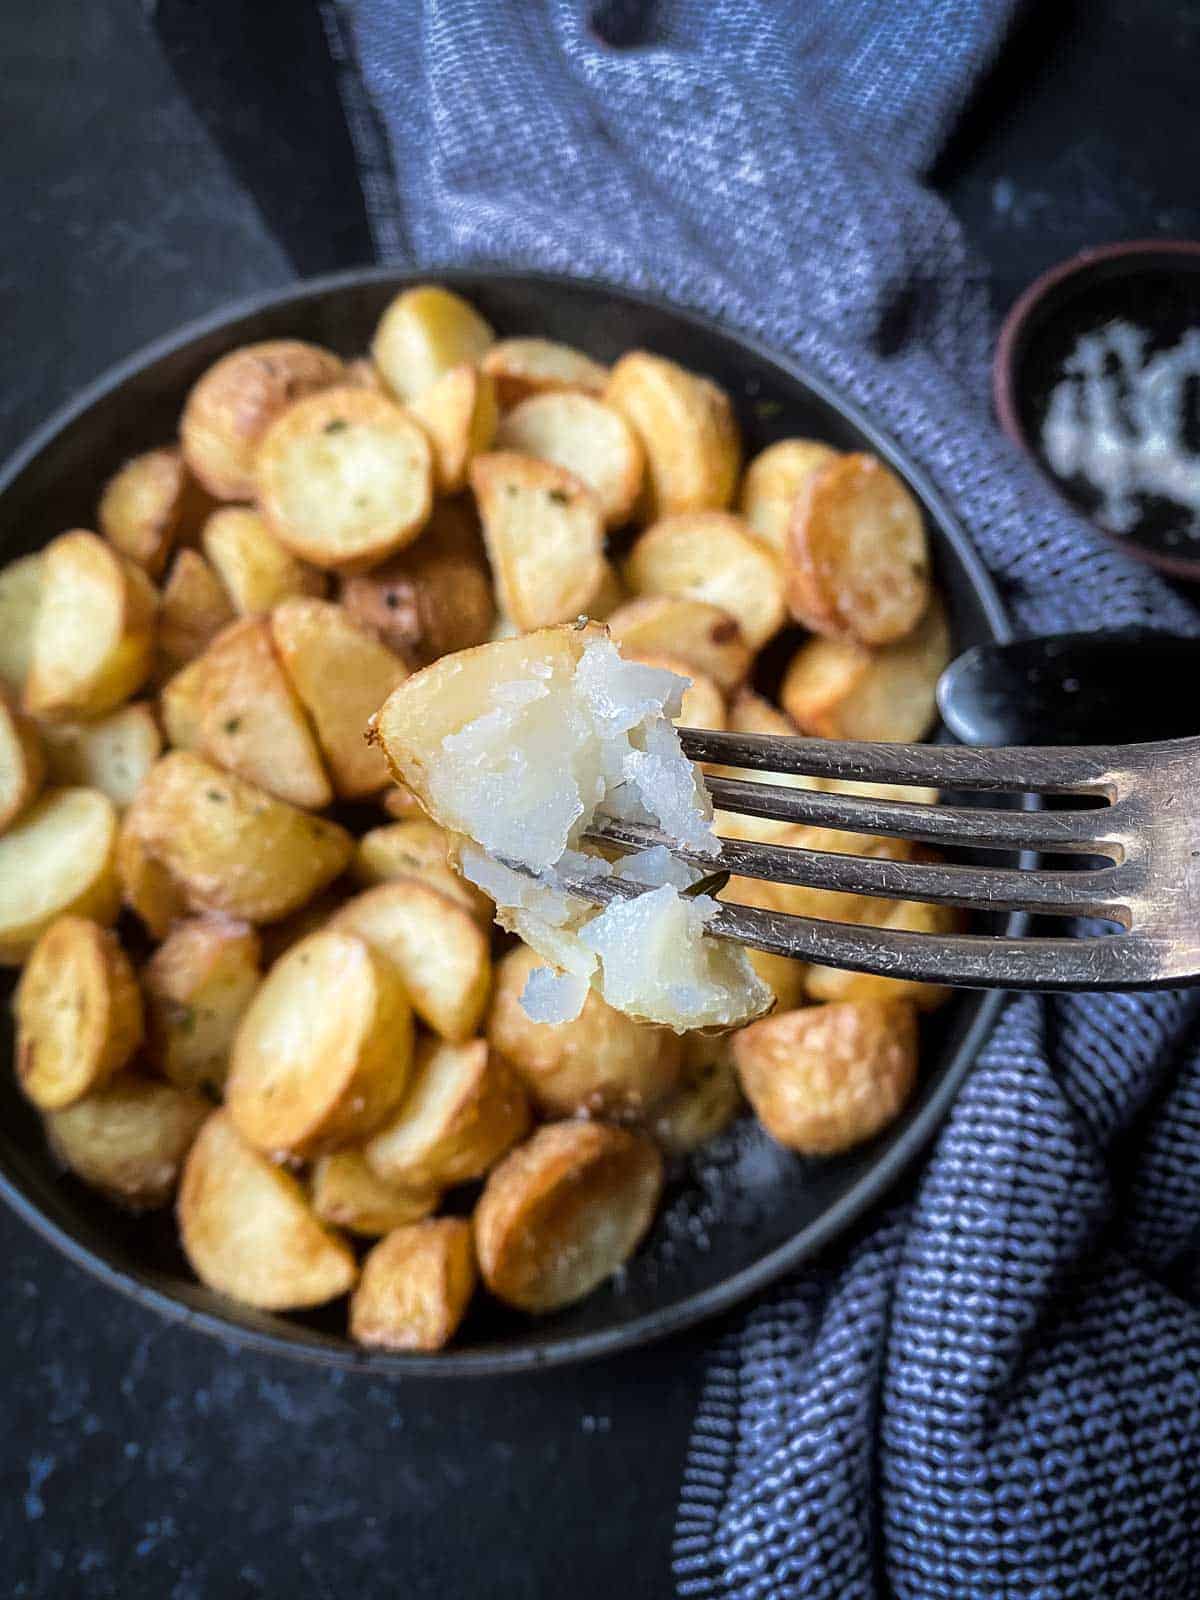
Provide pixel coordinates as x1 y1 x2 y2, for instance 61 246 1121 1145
0 268 1009 1375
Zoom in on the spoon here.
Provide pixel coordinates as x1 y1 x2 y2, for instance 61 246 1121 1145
937 629 1200 746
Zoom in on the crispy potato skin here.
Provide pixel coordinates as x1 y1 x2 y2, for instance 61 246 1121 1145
98 447 198 575
0 552 44 696
605 596 751 693
181 340 345 501
623 511 785 651
494 391 644 527
312 1150 439 1237
733 1000 919 1155
45 1076 208 1211
474 1121 663 1313
116 813 186 938
488 944 683 1120
0 787 121 964
482 337 609 408
143 915 262 1093
178 1110 358 1310
350 1218 477 1351
0 694 45 832
15 916 143 1110
371 285 495 403
351 820 492 924
604 351 741 520
157 549 235 668
739 438 839 555
409 363 499 494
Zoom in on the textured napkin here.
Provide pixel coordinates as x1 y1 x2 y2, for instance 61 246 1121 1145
329 2 1200 1592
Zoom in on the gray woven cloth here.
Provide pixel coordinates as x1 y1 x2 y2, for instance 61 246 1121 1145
335 2 1200 1593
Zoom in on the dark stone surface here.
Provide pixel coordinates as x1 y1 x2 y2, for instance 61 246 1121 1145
3 1 1199 1594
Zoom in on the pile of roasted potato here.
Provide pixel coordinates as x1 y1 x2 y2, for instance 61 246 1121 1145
0 284 954 1351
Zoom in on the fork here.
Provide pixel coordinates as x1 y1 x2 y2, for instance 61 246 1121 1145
558 730 1200 993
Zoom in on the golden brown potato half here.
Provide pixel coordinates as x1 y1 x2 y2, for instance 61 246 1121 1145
38 701 161 810
332 880 492 1043
371 284 495 403
201 506 325 616
786 453 931 645
178 1110 358 1310
605 595 751 693
180 339 345 501
255 386 433 572
163 617 332 809
351 820 492 924
623 511 785 651
311 1150 439 1237
157 549 235 668
495 392 644 527
97 446 207 575
745 946 808 1012
350 1218 477 1351
24 531 156 720
488 944 683 1120
739 438 839 555
482 336 609 408
270 598 406 799
45 1076 209 1211
780 597 950 742
651 1034 743 1156
475 1121 663 1313
733 999 919 1155
470 451 605 630
0 787 120 964
226 928 414 1158
618 651 726 732
365 1036 530 1191
116 815 186 939
0 694 45 832
338 497 496 669
143 915 262 1094
15 916 142 1109
408 362 499 493
803 897 959 1011
604 351 741 520
0 551 44 695
127 752 353 924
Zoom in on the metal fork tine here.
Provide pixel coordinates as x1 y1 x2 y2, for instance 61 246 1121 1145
702 774 1121 856
680 728 1126 796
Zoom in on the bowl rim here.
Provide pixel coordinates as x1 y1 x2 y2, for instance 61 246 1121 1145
0 264 1011 1377
992 237 1200 583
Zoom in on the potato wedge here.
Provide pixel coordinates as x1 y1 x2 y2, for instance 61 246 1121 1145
475 1121 663 1313
780 597 950 741
0 694 45 831
604 351 740 520
256 386 433 571
15 916 142 1109
116 815 186 938
180 339 345 501
470 451 605 630
482 336 609 408
143 916 262 1094
332 880 492 1043
157 549 235 668
38 701 161 809
409 362 499 493
495 392 644 527
227 928 414 1158
24 532 156 719
623 511 785 650
739 438 839 555
178 1109 357 1309
167 617 332 809
46 1076 208 1211
338 497 495 669
0 787 120 963
350 1218 476 1351
745 947 808 1012
365 1036 530 1190
786 453 931 644
127 753 353 923
0 551 43 695
270 599 406 798
371 284 495 402
98 446 207 574
608 650 725 733
803 897 959 1010
488 944 682 1119
312 1150 438 1236
606 595 751 693
201 506 325 616
351 820 492 924
651 1034 743 1156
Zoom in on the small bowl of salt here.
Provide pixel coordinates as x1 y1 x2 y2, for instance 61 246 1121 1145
994 239 1200 582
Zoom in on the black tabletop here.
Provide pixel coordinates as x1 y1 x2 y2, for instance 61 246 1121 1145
3 4 1198 1596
